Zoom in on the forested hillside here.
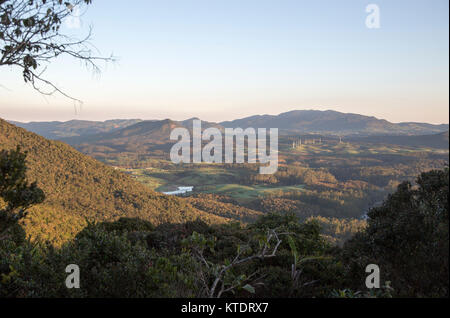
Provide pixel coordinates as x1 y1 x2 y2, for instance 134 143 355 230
1 168 447 297
349 131 449 149
220 110 449 136
0 119 227 245
9 119 142 140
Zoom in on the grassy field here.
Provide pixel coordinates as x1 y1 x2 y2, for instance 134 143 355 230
200 184 305 203
118 164 306 203
118 165 241 192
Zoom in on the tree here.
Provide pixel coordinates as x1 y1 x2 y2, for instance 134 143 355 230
184 228 285 298
0 146 45 238
0 0 112 102
342 168 449 297
182 213 332 298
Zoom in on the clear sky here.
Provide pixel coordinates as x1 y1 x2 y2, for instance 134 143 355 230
0 0 448 123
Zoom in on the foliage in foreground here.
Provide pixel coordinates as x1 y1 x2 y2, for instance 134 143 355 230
0 146 44 242
0 147 448 298
341 167 449 297
0 214 345 297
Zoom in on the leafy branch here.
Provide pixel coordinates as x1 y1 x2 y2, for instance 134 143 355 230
0 0 114 103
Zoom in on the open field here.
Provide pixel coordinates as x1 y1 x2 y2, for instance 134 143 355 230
200 183 306 203
117 165 241 192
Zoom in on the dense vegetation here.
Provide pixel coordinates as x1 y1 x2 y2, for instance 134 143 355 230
1 120 448 297
1 0 447 300
106 139 447 224
0 145 448 297
341 168 449 297
0 119 229 245
61 116 447 228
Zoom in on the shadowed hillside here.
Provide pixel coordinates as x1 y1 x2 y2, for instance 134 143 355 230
0 119 228 245
349 131 449 149
62 119 181 146
9 119 142 140
60 118 225 161
221 110 449 136
62 118 223 145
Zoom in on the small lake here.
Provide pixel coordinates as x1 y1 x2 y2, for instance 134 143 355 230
163 186 194 196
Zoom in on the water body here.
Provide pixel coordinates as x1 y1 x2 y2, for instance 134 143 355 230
163 186 194 196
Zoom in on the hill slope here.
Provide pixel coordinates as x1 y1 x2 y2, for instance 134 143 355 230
0 119 227 245
220 110 449 136
61 118 224 160
62 119 181 145
9 119 142 140
349 131 449 149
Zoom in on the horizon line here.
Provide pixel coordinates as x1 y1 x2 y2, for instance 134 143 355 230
2 109 449 126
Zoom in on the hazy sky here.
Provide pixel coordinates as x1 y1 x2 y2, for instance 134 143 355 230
0 0 448 123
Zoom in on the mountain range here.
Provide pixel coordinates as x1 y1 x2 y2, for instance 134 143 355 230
57 118 222 157
9 119 142 140
220 110 449 136
10 110 448 142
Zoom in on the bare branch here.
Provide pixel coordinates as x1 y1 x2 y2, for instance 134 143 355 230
193 229 289 298
0 0 114 103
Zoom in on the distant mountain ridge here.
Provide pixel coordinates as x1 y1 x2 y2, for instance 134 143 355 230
61 119 179 145
220 110 449 136
10 110 448 140
8 119 143 140
58 118 226 158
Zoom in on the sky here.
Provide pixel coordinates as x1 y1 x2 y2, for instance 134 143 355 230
0 0 448 124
